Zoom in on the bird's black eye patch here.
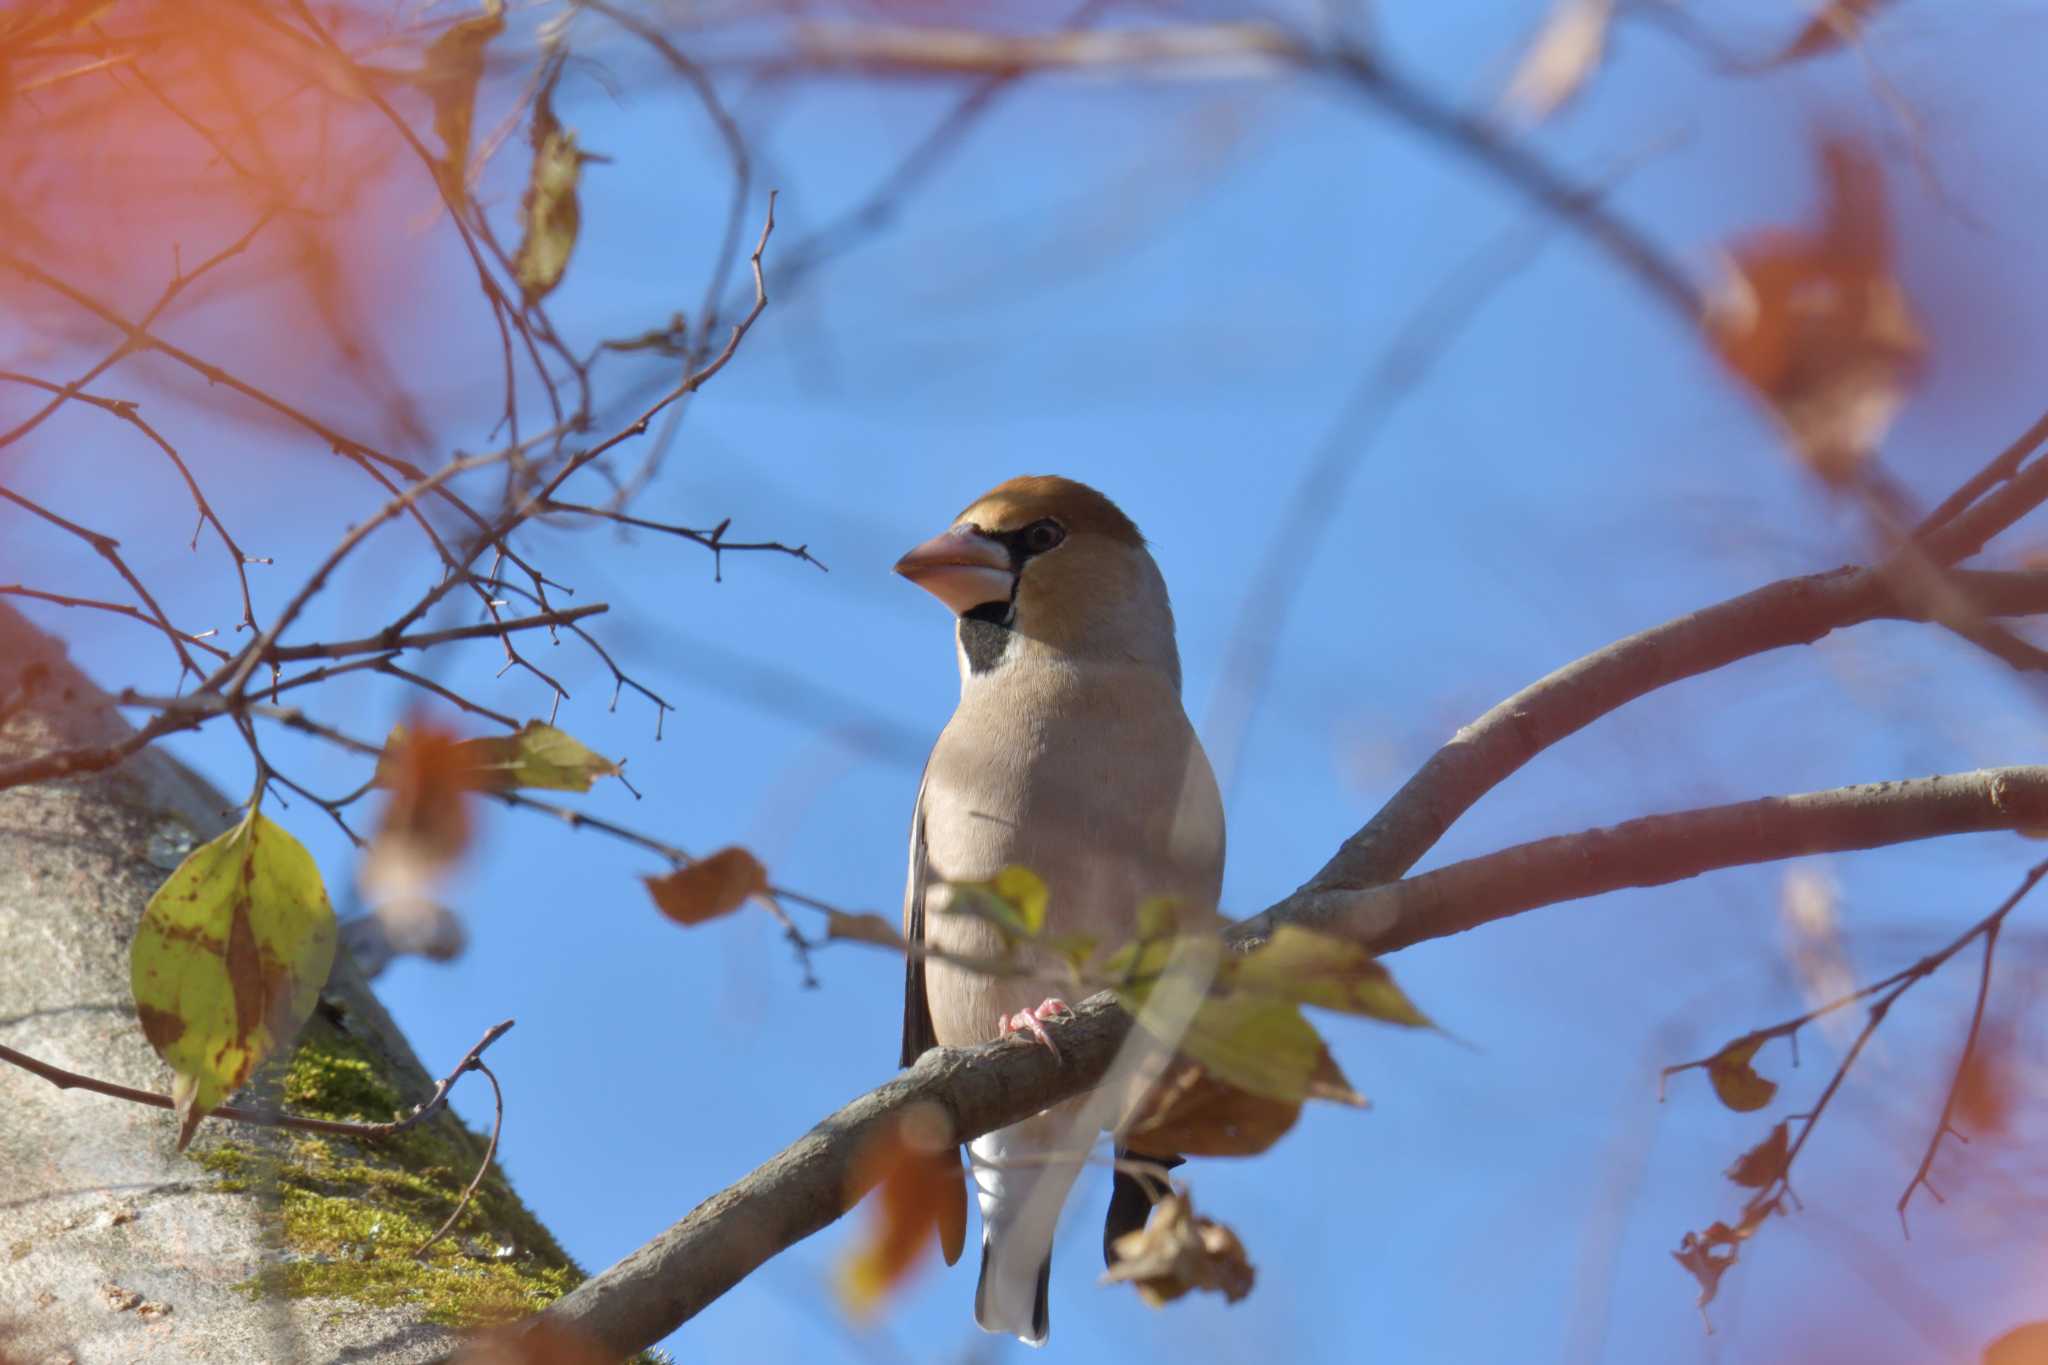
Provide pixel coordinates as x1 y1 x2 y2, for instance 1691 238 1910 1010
1019 518 1065 557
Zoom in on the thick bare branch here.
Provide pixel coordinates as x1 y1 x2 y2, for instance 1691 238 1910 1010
519 763 2048 1358
1282 564 2048 907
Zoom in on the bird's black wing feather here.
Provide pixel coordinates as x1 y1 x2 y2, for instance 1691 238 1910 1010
901 766 938 1069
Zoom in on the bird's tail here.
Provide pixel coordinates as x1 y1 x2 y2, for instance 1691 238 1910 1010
967 1116 1086 1347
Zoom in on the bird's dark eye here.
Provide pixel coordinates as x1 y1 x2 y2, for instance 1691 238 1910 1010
1022 519 1065 555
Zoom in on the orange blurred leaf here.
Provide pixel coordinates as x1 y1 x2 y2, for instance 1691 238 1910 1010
1704 138 1923 483
1985 1322 2048 1365
837 1102 965 1315
1102 1194 1254 1308
644 847 769 927
1955 1020 2017 1137
367 714 478 896
1773 0 1891 65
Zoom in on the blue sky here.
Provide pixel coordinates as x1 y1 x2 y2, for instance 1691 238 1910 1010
10 1 2048 1361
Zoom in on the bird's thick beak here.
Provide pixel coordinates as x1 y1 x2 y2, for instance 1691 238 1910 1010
894 526 1014 616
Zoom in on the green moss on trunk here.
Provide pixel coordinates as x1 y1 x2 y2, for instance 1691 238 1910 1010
193 1015 578 1330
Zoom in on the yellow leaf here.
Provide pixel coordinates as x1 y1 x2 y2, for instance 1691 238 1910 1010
943 864 1049 942
512 65 585 304
1176 991 1323 1106
644 847 768 927
1706 1036 1778 1113
1231 925 1433 1028
130 812 337 1150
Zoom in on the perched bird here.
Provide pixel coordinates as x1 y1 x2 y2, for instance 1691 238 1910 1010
895 475 1225 1345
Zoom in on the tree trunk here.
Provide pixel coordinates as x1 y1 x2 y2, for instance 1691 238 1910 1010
0 604 571 1364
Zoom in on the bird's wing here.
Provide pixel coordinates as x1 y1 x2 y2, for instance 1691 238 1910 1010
901 757 966 1268
900 759 939 1071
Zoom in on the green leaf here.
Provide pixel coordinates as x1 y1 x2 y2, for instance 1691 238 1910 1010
512 64 585 304
129 812 337 1149
464 721 621 792
1706 1036 1778 1113
943 864 1048 942
1176 992 1325 1105
1231 925 1433 1028
375 720 620 794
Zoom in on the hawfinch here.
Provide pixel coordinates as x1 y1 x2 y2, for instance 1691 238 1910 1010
895 476 1226 1345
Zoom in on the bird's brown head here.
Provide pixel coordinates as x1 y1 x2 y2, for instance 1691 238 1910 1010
895 476 1176 675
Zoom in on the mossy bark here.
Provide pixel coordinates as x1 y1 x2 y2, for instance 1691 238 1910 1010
0 604 577 1363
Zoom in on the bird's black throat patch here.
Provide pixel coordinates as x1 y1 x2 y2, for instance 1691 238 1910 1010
959 606 1013 674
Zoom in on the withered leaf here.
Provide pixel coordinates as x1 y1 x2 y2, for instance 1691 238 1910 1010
825 910 903 949
1984 1321 2048 1365
1128 1047 1365 1158
512 62 585 304
1725 1120 1790 1189
837 1102 966 1314
1704 138 1923 483
645 847 768 927
1705 1035 1778 1113
1102 1194 1254 1308
1773 0 1890 65
419 0 505 198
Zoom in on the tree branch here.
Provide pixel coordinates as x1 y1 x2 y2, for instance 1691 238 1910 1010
1274 564 2048 909
520 763 2048 1358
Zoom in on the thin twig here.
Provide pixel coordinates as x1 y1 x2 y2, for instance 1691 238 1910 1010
0 1019 515 1142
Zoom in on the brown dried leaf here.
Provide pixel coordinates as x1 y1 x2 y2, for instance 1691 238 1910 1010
1102 1194 1255 1308
1501 0 1615 125
1704 138 1923 483
418 0 505 197
1705 1036 1778 1113
1127 1060 1302 1158
825 910 903 949
1955 1020 2017 1138
1725 1120 1790 1189
370 714 477 880
1127 1047 1365 1158
644 847 768 927
837 1102 966 1314
1774 0 1890 65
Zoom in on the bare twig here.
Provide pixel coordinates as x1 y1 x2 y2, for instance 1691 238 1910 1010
414 1060 507 1259
0 1019 516 1142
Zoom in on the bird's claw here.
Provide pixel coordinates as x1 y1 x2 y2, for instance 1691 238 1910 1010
998 998 1074 1061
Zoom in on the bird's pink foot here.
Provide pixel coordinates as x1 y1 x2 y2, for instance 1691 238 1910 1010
998 998 1074 1060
